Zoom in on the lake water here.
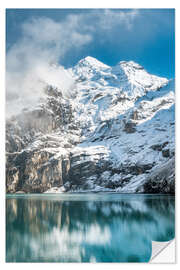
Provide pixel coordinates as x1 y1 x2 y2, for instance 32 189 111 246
6 193 175 262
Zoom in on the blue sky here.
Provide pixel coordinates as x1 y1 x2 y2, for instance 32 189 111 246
6 8 175 78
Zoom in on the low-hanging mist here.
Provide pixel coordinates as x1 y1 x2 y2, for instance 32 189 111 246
6 60 75 118
6 15 91 118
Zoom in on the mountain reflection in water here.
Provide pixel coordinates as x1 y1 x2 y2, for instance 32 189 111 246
6 194 175 262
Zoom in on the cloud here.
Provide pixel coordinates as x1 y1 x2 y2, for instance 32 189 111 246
6 9 139 117
98 9 139 30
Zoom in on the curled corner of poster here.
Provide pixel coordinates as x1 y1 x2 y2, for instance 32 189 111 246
150 239 175 263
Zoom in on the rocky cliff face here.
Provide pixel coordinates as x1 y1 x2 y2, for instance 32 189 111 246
6 57 175 193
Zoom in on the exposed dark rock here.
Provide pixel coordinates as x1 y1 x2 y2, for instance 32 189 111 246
142 157 175 194
162 149 170 158
6 148 71 193
123 121 136 133
68 156 111 186
150 141 169 151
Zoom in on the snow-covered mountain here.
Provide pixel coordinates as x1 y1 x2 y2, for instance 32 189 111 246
6 56 175 193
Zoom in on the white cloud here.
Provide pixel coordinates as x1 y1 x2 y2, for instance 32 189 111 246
98 9 139 30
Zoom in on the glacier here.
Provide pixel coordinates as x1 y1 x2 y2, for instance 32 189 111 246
6 56 175 193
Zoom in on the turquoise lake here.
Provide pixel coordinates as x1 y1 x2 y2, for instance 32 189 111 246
6 193 175 262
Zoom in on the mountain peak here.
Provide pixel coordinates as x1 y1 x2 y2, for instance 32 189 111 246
78 56 109 69
118 60 144 70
